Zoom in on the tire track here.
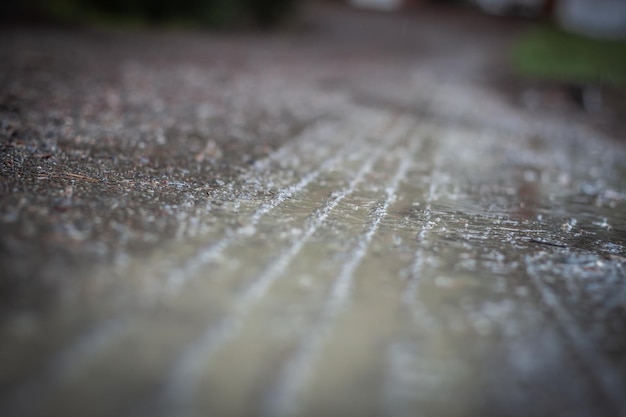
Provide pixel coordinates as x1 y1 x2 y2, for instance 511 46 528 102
154 117 413 417
263 128 419 417
163 121 370 295
0 114 384 417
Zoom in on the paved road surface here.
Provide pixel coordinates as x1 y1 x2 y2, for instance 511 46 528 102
1 3 625 417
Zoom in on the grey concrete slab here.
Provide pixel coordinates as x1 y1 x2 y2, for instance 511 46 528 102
1 3 625 417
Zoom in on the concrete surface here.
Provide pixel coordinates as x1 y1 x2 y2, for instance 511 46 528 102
1 2 626 417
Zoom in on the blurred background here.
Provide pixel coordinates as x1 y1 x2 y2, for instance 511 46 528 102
2 0 625 101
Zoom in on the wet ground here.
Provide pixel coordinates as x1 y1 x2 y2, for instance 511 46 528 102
1 2 626 417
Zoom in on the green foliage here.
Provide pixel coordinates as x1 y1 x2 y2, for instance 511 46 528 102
514 26 626 87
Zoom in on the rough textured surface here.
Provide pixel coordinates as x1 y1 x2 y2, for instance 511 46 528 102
1 3 625 417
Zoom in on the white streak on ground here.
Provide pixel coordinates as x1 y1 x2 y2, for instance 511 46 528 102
164 121 380 295
380 134 443 417
263 130 418 417
402 132 443 325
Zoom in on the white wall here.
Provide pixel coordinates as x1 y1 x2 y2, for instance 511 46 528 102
557 0 626 39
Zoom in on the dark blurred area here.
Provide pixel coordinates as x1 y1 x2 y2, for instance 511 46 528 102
0 0 300 27
0 0 625 136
